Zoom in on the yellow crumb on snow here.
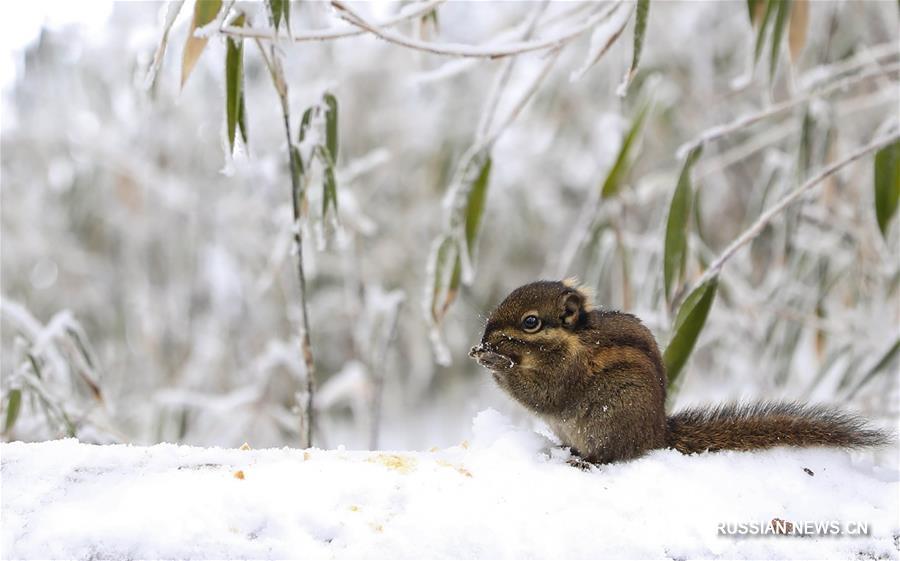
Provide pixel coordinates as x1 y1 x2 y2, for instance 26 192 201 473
437 460 473 478
303 451 311 461
239 442 251 451
428 447 439 453
233 470 245 480
350 505 359 512
459 440 469 449
370 523 384 533
367 453 417 474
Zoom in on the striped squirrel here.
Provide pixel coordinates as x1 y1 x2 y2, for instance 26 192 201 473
469 280 889 464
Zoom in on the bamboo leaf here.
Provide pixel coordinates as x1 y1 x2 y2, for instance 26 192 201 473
769 0 791 81
289 145 305 213
464 156 492 255
619 0 650 94
283 0 292 34
4 389 22 434
747 0 759 23
874 140 900 238
429 236 460 323
323 93 339 163
788 0 808 62
268 0 283 31
600 101 650 199
181 0 223 88
238 91 248 145
225 14 246 153
663 144 703 302
298 107 313 144
664 275 719 388
753 0 775 65
320 147 339 218
798 108 814 179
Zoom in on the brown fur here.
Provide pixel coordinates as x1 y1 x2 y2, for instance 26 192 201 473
470 280 890 464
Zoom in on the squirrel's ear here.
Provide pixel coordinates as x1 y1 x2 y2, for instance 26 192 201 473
558 289 586 328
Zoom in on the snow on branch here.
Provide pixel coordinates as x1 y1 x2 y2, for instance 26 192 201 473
331 0 622 59
695 130 900 288
218 0 447 43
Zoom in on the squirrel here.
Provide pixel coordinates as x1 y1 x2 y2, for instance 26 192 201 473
468 280 889 464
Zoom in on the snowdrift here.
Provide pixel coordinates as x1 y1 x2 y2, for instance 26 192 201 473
2 409 897 559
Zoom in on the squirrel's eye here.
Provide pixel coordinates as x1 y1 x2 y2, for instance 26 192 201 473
521 315 542 333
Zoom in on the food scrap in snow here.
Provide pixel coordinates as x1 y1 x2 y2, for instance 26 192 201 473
368 453 416 474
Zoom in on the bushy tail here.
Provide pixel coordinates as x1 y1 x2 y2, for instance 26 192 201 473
666 402 890 454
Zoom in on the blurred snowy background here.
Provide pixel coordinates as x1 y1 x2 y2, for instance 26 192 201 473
1 1 897 452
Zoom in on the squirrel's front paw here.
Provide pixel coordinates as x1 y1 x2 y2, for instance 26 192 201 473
566 456 597 471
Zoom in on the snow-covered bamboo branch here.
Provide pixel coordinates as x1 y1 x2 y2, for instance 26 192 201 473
252 39 317 448
695 130 900 288
678 58 900 158
219 0 446 42
331 0 620 59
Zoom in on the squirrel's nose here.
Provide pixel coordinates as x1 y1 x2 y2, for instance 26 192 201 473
468 344 484 358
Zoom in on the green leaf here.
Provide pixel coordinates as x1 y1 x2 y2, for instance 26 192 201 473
747 0 759 23
238 91 248 145
600 101 650 199
194 0 223 29
181 0 223 87
289 145 305 212
464 155 492 255
753 0 775 65
692 185 708 251
623 0 650 89
283 0 292 33
663 144 703 302
268 0 283 31
225 15 246 153
298 107 313 144
874 140 900 239
798 107 814 179
321 148 338 218
663 275 719 387
323 93 339 164
4 389 22 434
769 0 792 81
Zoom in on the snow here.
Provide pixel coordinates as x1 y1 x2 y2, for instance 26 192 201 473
2 409 897 560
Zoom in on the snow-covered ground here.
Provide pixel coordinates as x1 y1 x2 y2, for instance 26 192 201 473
2 409 898 560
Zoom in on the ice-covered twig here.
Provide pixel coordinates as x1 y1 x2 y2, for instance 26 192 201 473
252 38 317 449
331 0 618 59
677 58 900 159
219 0 446 42
411 2 592 86
694 130 900 289
144 0 185 92
569 2 633 82
480 47 562 146
475 0 550 142
800 40 899 90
